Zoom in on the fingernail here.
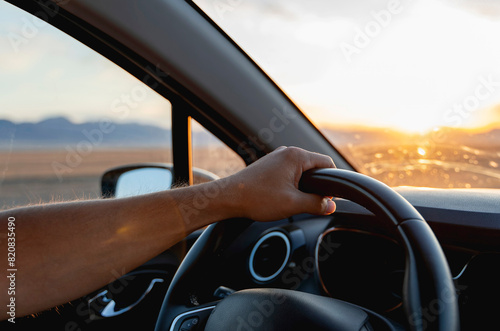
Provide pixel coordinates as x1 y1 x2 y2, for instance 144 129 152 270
325 199 336 214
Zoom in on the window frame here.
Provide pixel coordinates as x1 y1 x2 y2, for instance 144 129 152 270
6 0 252 187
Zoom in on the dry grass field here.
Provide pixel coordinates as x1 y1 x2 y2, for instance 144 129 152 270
2 141 500 211
0 147 245 210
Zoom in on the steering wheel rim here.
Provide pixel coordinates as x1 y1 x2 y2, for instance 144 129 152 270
155 168 459 331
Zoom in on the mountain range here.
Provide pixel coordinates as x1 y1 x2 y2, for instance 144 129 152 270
321 126 500 150
0 117 219 149
1 117 499 150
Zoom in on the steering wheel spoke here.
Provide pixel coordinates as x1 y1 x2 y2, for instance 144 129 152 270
167 304 217 331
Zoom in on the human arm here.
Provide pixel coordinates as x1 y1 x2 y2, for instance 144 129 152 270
0 146 335 318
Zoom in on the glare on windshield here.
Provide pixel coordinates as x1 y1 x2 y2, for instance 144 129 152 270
194 0 500 189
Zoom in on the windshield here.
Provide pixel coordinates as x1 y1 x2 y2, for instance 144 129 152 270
194 0 500 189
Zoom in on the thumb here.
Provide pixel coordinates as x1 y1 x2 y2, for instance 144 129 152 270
295 193 336 215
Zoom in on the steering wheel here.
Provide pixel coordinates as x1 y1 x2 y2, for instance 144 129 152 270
154 168 459 331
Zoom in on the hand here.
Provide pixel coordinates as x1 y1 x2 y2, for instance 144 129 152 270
226 146 336 221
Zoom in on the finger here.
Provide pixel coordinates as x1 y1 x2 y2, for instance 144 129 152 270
294 193 336 215
274 146 288 152
304 151 335 171
280 146 335 170
325 197 336 214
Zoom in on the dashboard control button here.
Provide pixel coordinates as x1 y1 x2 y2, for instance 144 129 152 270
180 317 199 331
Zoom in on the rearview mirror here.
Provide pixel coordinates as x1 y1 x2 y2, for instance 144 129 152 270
101 163 219 198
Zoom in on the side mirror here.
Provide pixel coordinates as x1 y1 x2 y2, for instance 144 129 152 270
101 163 219 198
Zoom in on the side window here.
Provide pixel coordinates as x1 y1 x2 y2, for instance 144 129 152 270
0 2 172 210
191 119 246 179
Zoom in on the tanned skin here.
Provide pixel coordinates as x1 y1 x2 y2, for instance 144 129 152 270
0 146 336 318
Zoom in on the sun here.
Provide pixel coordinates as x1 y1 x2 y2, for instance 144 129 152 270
389 114 439 135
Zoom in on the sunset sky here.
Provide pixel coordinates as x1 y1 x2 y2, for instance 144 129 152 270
196 0 500 133
1 0 500 134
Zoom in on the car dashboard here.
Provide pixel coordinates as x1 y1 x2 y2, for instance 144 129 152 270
7 188 500 331
176 188 500 330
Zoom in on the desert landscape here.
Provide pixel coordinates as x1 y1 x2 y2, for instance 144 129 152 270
2 117 500 211
324 126 500 189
